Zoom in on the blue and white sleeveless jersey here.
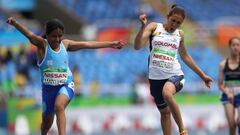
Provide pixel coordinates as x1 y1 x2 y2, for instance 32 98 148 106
148 23 184 80
38 40 73 87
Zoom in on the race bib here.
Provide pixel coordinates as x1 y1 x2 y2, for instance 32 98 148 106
231 87 240 96
150 48 175 71
226 81 240 95
43 68 68 86
151 59 173 70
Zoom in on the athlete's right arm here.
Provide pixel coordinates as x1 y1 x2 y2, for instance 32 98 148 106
218 60 234 102
218 60 231 95
6 17 45 48
134 14 157 50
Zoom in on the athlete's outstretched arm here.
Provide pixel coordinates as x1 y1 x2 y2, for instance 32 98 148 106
178 30 212 88
6 17 45 48
63 39 126 51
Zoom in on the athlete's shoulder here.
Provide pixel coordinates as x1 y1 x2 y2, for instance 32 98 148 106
176 29 184 40
146 22 159 34
178 29 184 36
62 39 71 49
178 29 184 34
147 22 158 28
220 59 227 68
62 39 70 44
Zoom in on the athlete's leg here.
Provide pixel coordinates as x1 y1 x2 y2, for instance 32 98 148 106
55 94 69 135
223 103 236 135
158 107 172 135
162 81 185 133
55 83 74 135
236 107 240 135
41 87 59 135
149 79 172 135
41 114 54 135
234 95 240 135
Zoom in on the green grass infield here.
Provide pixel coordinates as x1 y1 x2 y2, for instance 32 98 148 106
69 93 221 107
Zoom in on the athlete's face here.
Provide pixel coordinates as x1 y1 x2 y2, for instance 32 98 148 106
229 38 240 56
47 28 64 50
166 14 184 33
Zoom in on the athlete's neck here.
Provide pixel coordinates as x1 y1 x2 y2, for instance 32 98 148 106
163 24 175 33
229 54 239 62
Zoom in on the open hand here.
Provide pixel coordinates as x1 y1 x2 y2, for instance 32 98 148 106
202 75 212 88
111 40 126 49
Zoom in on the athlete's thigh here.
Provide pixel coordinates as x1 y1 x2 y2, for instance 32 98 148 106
234 94 240 107
42 113 54 129
55 82 75 107
167 75 185 93
55 94 69 108
162 81 176 95
42 113 55 126
149 79 168 109
235 95 240 122
236 107 240 121
42 88 59 116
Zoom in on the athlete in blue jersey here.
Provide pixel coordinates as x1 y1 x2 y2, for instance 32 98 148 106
134 5 212 135
218 37 240 135
7 17 126 135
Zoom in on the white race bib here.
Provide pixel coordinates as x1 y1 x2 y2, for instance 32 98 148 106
150 53 174 71
43 68 68 85
231 87 240 96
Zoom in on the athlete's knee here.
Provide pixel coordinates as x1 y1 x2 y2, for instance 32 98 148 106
55 102 65 113
55 94 69 113
162 89 174 101
41 121 53 135
41 124 49 135
43 116 53 125
159 107 171 117
228 121 236 129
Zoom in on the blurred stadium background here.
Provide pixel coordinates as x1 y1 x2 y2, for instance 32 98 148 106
0 0 240 134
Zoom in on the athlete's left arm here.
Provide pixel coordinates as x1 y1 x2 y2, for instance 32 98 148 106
178 30 212 88
63 39 126 51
